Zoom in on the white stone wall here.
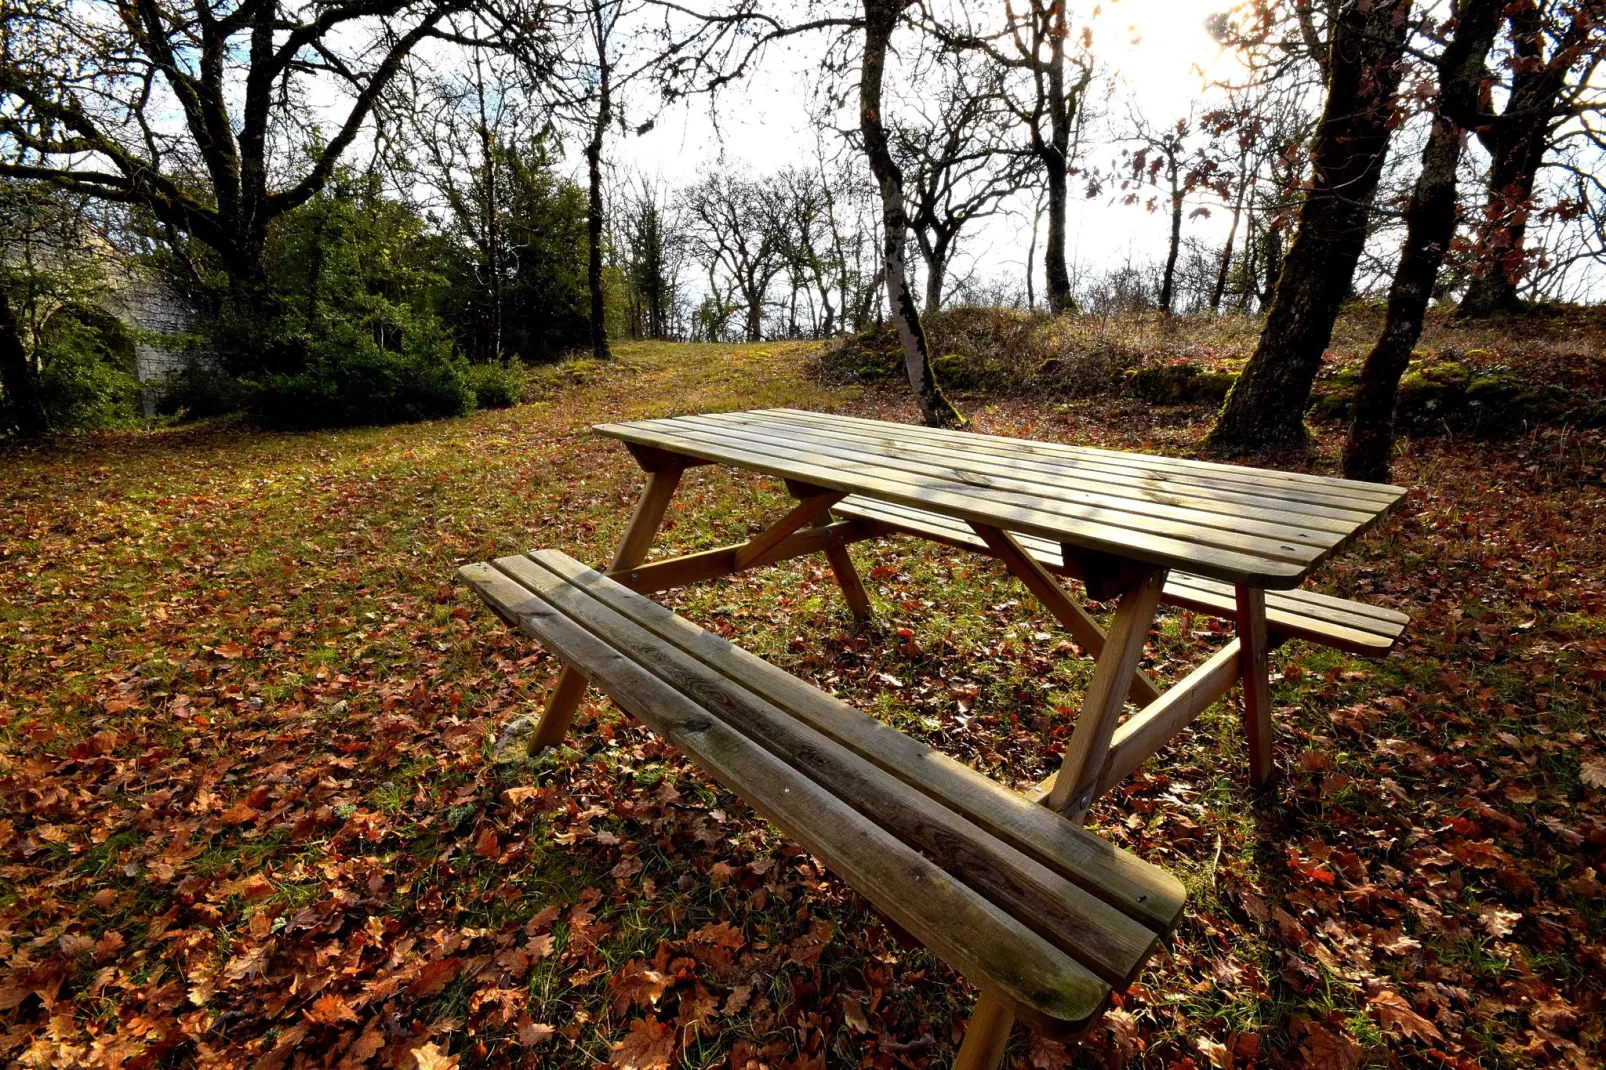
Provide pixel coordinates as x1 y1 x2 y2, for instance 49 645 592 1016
103 273 208 418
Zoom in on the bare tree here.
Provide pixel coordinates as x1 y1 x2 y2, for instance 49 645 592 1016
684 170 787 341
892 46 1028 315
860 0 963 426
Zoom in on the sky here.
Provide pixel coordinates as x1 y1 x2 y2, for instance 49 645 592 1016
605 0 1252 301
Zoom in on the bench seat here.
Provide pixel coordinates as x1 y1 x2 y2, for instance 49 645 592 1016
832 496 1408 656
460 549 1185 1034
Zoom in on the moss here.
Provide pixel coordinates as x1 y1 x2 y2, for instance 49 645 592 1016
1395 356 1472 430
1126 362 1238 406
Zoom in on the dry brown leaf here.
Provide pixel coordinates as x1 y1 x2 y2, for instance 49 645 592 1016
410 1041 458 1070
307 991 359 1026
1369 988 1444 1043
609 1016 676 1070
607 959 670 1015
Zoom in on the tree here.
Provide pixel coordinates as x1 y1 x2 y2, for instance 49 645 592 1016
1119 111 1218 316
0 0 470 326
1206 0 1414 453
617 178 686 341
860 0 963 427
1456 0 1606 317
684 171 787 342
945 0 1094 316
1342 0 1505 481
892 47 1027 315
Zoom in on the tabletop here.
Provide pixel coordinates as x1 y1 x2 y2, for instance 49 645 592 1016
593 408 1406 590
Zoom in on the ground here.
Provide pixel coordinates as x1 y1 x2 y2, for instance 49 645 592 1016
0 335 1602 1069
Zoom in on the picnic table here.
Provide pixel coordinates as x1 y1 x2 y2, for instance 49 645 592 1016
577 407 1406 819
460 407 1407 1062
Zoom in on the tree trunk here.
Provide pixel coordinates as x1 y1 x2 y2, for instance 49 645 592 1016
1457 131 1545 318
1341 118 1463 481
1456 0 1575 319
474 57 505 364
1344 0 1503 481
0 289 49 437
1159 161 1183 315
1207 0 1412 453
585 23 612 362
1211 170 1247 311
860 0 964 429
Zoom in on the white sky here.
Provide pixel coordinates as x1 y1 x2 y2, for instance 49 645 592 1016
605 0 1250 297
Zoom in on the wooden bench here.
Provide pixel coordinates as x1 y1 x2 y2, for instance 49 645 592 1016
831 496 1408 657
461 549 1186 1066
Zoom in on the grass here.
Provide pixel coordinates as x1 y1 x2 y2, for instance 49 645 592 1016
1 325 1603 1068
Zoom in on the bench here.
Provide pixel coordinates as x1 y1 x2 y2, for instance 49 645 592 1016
831 496 1408 657
460 549 1186 1066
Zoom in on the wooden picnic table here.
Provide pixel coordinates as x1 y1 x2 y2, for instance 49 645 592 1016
542 407 1405 822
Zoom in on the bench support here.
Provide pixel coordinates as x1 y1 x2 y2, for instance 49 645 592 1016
527 462 685 753
1235 585 1275 787
955 991 1015 1070
1046 567 1167 823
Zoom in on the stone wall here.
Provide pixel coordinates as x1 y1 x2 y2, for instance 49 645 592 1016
102 272 207 419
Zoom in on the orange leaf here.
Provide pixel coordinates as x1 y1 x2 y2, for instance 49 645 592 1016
609 1016 675 1070
409 957 461 998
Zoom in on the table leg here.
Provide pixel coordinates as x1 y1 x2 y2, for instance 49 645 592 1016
1234 585 1275 787
954 990 1015 1070
823 536 872 623
1045 567 1167 823
969 524 1161 707
526 463 685 754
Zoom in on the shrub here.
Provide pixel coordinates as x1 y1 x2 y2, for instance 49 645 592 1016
242 326 474 430
467 362 526 409
37 303 142 430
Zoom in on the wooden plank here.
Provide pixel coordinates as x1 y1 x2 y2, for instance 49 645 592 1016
653 415 1337 563
1235 586 1275 787
607 519 871 594
593 418 1316 588
520 551 1186 934
733 488 847 571
457 559 1115 1024
1093 642 1242 800
706 410 1374 532
504 551 1164 985
969 523 1161 707
762 408 1406 508
1047 569 1168 821
530 464 684 754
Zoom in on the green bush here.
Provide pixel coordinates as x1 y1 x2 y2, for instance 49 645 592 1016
243 326 474 430
466 362 526 409
36 304 142 430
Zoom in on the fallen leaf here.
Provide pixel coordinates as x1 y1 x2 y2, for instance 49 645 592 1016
609 1016 675 1070
1369 988 1444 1042
409 957 461 998
307 992 359 1026
607 960 670 1014
1479 905 1520 938
410 1041 458 1070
